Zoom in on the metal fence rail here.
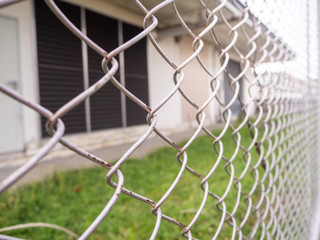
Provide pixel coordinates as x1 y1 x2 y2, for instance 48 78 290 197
0 0 319 239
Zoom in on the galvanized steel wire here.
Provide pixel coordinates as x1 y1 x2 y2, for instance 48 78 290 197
0 0 319 239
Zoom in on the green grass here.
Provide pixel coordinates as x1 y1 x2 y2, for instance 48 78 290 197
0 126 264 239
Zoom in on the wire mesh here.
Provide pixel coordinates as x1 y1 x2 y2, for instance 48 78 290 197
0 0 319 239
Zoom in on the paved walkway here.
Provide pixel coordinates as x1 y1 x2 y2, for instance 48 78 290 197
0 122 217 187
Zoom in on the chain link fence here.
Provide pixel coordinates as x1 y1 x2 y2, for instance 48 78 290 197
0 0 319 239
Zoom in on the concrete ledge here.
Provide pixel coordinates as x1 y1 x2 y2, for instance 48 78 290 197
0 121 218 186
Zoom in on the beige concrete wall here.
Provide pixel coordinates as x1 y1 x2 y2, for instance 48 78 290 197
242 67 256 117
178 36 214 125
147 37 183 127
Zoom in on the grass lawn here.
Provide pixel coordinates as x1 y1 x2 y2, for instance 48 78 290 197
0 126 262 239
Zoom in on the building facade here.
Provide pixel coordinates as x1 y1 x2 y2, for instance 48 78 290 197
0 0 247 156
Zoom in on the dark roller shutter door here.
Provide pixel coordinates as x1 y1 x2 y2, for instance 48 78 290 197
35 1 86 137
224 60 243 115
86 10 122 131
123 23 149 126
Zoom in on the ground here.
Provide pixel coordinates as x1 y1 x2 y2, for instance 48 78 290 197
0 126 263 239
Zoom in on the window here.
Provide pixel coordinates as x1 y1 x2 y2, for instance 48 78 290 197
35 1 149 137
123 23 149 126
86 9 122 131
36 0 85 136
224 60 243 115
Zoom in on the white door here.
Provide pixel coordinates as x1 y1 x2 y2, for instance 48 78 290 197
0 16 24 153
